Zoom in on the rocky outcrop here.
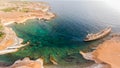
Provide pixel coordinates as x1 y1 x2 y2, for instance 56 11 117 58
0 1 55 55
80 36 120 68
50 56 58 65
0 57 44 68
0 26 29 55
86 63 111 68
0 1 55 25
80 51 93 61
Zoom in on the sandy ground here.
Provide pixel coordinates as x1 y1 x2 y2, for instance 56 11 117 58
81 35 120 68
0 27 24 54
0 39 14 50
0 27 15 50
0 1 55 54
92 36 120 68
0 11 55 25
0 1 55 25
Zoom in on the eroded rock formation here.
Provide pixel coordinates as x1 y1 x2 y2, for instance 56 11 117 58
80 35 120 68
0 57 44 68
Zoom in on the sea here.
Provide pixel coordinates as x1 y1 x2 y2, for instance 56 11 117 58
0 0 120 68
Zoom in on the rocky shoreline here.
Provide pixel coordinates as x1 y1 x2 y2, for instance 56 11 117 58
0 57 44 68
80 35 120 68
0 1 56 68
0 1 117 68
0 1 55 55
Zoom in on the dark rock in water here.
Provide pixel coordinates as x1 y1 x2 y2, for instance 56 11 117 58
64 56 75 62
0 62 10 67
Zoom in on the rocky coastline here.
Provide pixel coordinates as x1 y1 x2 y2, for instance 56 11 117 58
80 35 120 68
0 1 56 68
0 1 55 55
1 1 118 68
0 57 44 68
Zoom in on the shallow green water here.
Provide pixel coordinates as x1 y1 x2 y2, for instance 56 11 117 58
0 19 94 65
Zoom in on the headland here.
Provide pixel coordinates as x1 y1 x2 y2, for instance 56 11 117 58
0 1 55 55
80 35 120 68
0 1 56 68
0 1 55 25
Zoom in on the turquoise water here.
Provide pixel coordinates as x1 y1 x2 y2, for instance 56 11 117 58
9 19 92 64
0 0 120 67
0 19 94 65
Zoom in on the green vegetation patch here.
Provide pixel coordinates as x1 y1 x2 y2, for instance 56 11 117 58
1 7 17 12
19 8 30 13
0 23 5 40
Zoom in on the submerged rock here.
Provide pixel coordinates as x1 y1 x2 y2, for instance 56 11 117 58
50 56 58 65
